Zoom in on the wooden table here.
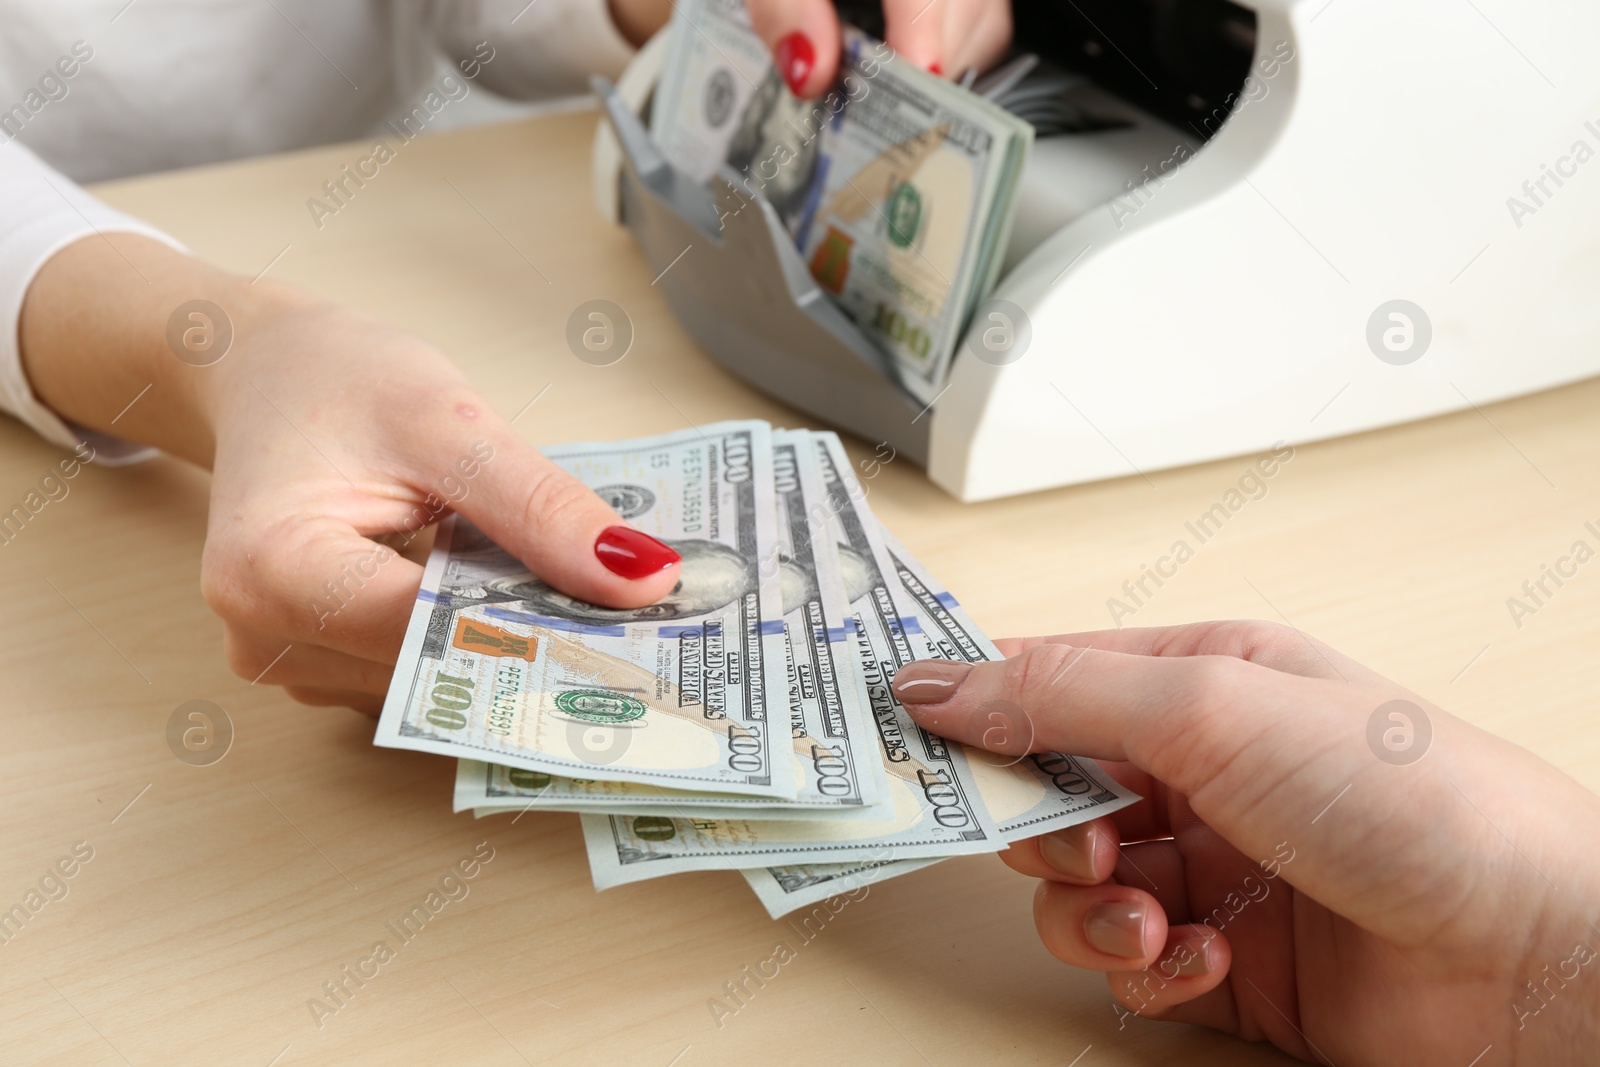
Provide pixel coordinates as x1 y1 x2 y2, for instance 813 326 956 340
4 108 1597 1067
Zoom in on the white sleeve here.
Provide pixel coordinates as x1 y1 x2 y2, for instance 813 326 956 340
0 142 185 464
426 0 637 100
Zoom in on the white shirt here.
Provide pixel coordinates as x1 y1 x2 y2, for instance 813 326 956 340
0 0 633 452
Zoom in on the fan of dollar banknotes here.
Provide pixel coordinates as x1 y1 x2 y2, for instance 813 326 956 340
375 424 1137 917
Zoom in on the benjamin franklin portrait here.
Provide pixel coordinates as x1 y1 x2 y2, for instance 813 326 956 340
777 554 817 615
835 543 873 604
726 67 822 230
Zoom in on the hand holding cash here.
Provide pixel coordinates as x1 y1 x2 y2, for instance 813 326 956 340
354 5 1600 1055
650 0 1033 404
376 423 1137 916
368 11 1130 918
741 0 1015 98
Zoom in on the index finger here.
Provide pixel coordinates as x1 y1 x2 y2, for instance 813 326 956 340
745 0 842 96
888 642 1361 872
880 0 946 71
400 405 681 611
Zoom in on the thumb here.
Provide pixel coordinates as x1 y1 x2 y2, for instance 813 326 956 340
431 427 681 610
745 0 842 97
889 646 1384 877
880 0 946 73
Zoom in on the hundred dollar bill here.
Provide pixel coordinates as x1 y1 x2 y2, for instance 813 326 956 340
457 429 891 822
457 761 887 822
791 29 1032 405
765 428 891 811
815 432 1136 841
652 0 1033 405
649 0 771 185
742 736 1139 916
741 856 945 919
875 528 1139 839
375 422 796 799
743 749 1138 914
580 432 1013 888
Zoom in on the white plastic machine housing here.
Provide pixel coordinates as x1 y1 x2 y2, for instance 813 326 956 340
596 0 1600 501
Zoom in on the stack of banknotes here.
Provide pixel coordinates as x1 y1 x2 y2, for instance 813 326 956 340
376 423 1136 917
648 0 1034 407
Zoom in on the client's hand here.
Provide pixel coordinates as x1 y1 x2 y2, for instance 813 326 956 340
21 235 682 712
744 0 1012 97
892 622 1600 1066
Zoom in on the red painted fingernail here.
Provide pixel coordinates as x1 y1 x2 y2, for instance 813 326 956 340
775 32 815 96
594 526 680 580
928 62 943 76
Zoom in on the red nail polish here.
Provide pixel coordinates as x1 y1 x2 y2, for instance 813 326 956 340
775 32 815 96
928 62 943 76
594 526 680 580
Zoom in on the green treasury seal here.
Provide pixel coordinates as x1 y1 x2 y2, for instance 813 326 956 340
554 689 648 724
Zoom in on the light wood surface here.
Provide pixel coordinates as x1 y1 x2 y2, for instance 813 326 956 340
4 108 1598 1066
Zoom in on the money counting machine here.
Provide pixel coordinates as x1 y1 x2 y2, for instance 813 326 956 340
592 0 1600 501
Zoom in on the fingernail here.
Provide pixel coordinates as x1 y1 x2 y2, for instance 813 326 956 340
1038 822 1102 882
594 526 680 580
928 61 943 76
891 660 972 704
1160 935 1216 978
1084 901 1149 960
775 32 815 96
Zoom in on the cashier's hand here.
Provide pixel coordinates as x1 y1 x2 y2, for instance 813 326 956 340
744 0 1012 97
198 297 685 713
892 622 1600 1066
20 235 682 714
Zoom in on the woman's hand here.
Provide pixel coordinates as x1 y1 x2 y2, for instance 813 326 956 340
891 622 1600 1066
21 235 681 712
744 0 1012 97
